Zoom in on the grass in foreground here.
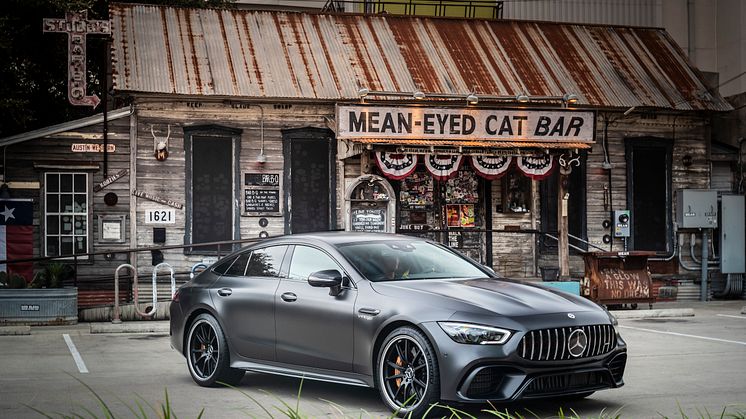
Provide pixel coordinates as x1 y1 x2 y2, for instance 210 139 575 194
23 375 746 419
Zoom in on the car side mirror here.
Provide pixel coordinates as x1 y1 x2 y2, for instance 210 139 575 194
308 269 343 296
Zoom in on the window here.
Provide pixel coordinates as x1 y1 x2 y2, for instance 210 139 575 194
45 173 89 257
223 251 252 276
211 254 238 275
246 246 287 277
288 246 341 281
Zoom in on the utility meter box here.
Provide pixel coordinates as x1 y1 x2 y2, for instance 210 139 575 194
720 195 745 274
676 189 718 228
613 210 631 237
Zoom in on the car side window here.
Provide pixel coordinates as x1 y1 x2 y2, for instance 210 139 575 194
245 245 287 277
288 246 341 281
211 255 238 275
223 251 251 277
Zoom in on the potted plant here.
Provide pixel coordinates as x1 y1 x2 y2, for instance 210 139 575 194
0 263 78 325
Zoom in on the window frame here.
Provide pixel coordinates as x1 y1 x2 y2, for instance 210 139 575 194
42 172 92 260
285 244 353 287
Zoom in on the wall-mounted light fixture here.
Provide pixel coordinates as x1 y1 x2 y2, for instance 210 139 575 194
562 93 579 105
355 87 579 107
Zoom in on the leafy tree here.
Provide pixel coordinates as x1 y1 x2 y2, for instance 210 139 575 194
0 0 234 138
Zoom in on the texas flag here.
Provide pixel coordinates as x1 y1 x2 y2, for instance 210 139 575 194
0 199 34 282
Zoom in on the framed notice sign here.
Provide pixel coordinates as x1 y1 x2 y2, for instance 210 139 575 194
244 189 280 213
242 172 282 216
351 208 386 232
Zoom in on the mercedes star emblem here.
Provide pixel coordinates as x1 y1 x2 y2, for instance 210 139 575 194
567 329 588 357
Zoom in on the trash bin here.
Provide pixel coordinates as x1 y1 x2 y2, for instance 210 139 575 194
581 251 656 308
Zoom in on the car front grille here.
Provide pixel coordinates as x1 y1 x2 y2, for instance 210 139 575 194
523 371 610 396
518 324 616 361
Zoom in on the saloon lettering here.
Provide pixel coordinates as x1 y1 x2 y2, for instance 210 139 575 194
338 106 595 143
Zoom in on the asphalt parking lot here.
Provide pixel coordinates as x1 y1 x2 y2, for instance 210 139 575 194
1 301 744 419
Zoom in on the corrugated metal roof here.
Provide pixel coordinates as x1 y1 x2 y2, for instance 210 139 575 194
110 4 732 111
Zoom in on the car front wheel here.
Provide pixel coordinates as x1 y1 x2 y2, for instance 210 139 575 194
186 313 244 387
376 326 440 417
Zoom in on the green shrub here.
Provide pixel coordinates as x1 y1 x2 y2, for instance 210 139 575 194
8 273 27 289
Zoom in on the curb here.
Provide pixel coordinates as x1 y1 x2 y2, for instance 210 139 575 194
0 325 32 336
90 322 169 334
742 306 746 315
611 308 695 319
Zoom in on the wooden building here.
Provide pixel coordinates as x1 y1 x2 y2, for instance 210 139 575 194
0 4 734 299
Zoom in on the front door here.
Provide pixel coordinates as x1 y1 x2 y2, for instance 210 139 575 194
283 128 335 234
274 245 356 371
626 139 672 251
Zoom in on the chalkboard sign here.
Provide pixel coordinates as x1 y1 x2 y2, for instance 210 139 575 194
245 173 280 187
351 208 386 232
244 189 280 213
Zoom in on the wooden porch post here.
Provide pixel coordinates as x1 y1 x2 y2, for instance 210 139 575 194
558 173 570 279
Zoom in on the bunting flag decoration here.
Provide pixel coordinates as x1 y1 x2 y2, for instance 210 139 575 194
470 155 512 180
0 199 34 283
516 154 556 180
424 155 462 181
375 152 418 180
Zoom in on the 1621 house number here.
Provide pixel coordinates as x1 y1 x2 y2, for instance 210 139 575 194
145 209 176 224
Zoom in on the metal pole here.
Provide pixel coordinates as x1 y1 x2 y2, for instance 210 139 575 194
701 229 709 302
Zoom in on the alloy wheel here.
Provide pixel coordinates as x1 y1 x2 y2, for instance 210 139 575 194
380 335 429 410
189 320 219 379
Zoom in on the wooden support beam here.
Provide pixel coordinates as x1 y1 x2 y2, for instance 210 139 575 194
558 173 570 279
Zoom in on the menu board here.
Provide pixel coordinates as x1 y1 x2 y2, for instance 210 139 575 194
351 208 386 232
244 189 280 213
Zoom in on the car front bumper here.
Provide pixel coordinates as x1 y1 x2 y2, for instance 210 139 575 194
419 321 627 403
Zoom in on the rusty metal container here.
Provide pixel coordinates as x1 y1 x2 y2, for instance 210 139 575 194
581 251 656 308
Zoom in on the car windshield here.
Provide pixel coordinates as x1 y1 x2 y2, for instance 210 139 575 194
336 240 490 282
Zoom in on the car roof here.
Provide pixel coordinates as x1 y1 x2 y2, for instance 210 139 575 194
257 231 427 247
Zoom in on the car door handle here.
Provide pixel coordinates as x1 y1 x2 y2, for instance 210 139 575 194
281 292 297 302
217 288 232 297
358 308 381 316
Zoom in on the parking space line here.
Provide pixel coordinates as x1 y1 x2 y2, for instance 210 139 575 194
618 325 746 346
62 334 89 373
716 314 746 320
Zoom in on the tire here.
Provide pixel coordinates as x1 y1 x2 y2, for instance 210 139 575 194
186 313 244 387
375 326 440 418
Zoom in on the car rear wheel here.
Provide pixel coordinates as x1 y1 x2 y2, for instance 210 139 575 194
186 313 244 387
376 326 440 417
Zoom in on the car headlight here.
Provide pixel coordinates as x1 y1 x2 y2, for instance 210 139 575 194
438 322 511 345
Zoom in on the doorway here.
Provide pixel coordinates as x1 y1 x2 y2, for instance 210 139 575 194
185 126 242 253
626 139 672 252
282 128 336 234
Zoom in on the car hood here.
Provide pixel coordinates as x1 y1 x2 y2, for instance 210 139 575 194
371 277 602 317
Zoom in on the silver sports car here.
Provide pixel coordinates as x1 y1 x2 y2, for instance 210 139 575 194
170 232 627 417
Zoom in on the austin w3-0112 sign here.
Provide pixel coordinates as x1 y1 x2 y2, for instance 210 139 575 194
337 105 594 143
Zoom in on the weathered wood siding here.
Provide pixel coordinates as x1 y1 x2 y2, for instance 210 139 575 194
585 113 709 277
131 100 335 274
1 115 132 281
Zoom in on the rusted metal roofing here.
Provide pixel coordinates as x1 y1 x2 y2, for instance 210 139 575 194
349 138 592 149
109 4 731 111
